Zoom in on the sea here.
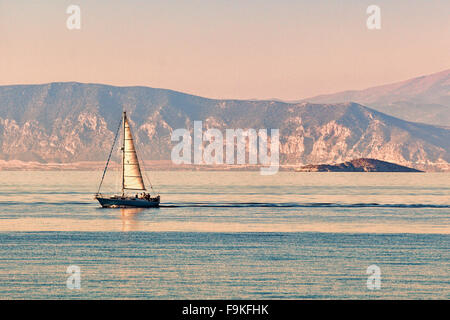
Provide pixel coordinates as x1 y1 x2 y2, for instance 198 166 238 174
0 171 448 299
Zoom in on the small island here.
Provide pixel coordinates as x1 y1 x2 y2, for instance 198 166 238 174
296 158 423 172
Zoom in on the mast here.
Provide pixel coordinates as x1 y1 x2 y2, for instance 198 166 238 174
122 111 126 196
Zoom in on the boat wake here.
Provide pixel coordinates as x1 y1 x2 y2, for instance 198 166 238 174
0 201 448 209
0 201 91 206
159 202 450 209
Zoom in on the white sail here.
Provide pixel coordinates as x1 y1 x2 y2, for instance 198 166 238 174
122 113 146 191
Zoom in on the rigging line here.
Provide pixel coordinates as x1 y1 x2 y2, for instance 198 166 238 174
146 164 159 196
134 131 159 196
96 117 122 195
137 140 156 194
145 168 158 195
142 146 159 195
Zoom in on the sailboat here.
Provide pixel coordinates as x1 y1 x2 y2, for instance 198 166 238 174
95 111 160 208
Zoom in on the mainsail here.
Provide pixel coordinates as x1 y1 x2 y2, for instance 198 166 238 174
122 112 146 191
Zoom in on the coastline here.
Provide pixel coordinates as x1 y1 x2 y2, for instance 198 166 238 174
0 159 448 172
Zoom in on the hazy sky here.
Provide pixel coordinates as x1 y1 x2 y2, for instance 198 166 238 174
0 0 449 100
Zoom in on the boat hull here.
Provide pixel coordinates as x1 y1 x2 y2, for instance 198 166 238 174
96 196 160 208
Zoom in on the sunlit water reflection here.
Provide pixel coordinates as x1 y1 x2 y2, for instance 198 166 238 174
0 171 448 299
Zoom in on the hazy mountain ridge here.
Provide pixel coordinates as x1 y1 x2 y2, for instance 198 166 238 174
0 82 449 171
305 69 450 126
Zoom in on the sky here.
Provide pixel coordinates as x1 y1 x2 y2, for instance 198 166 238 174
0 0 449 100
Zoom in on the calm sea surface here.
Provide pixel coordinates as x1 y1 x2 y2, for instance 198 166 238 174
0 171 448 299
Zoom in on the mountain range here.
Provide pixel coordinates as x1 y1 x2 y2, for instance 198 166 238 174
0 72 449 171
305 69 450 127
